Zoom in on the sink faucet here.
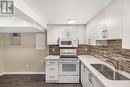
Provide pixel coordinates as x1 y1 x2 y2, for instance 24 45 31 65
105 60 119 70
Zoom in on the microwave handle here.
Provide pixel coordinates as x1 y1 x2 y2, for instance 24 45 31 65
57 38 59 44
77 39 79 45
77 39 79 47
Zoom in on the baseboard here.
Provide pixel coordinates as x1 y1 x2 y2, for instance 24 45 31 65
3 72 45 75
0 72 6 76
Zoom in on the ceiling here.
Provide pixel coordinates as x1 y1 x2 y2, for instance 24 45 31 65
19 0 112 24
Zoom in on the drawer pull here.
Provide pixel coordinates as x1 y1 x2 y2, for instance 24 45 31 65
49 76 55 78
49 68 55 70
49 62 55 63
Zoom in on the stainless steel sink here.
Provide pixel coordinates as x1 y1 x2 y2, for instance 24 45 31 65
91 64 130 80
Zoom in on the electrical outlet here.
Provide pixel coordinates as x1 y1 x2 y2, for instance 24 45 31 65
85 48 88 51
52 48 55 51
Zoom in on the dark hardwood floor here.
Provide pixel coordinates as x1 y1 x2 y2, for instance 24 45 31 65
0 74 82 87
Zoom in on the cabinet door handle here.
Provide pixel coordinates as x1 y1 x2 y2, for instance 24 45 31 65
49 62 55 63
83 65 85 72
57 38 59 44
88 73 92 83
78 39 79 44
49 76 55 78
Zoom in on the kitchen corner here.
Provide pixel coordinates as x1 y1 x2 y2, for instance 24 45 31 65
45 39 130 87
1 0 130 87
79 55 130 87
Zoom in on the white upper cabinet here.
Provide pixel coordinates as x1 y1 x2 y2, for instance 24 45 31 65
122 0 130 49
86 10 105 45
95 11 106 40
86 20 97 45
86 0 122 45
47 25 86 45
104 0 122 40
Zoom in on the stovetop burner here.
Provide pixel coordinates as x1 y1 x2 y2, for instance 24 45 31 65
60 55 78 58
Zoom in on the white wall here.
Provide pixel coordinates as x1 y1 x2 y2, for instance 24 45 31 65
0 33 5 75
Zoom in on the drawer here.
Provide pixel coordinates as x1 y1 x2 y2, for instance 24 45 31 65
46 60 58 65
46 74 58 81
46 65 58 74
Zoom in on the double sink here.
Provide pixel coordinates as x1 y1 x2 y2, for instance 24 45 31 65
91 64 130 80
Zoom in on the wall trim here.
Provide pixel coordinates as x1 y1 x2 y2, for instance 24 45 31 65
0 72 6 76
3 72 45 75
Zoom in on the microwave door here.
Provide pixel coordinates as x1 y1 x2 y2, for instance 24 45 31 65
60 41 72 47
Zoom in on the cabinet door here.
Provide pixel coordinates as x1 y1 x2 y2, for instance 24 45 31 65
81 63 104 87
46 60 58 74
81 63 83 84
81 63 90 87
46 74 58 81
95 11 106 40
92 75 104 87
86 12 103 45
87 71 93 87
86 22 97 45
45 60 58 82
65 25 86 44
104 0 122 40
47 25 86 45
81 63 85 87
122 0 130 49
85 67 104 87
86 0 122 42
47 25 63 45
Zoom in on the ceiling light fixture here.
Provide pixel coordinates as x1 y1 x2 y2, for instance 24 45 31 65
67 19 76 24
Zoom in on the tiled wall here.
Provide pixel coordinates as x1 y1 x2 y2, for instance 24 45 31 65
49 40 130 73
49 45 60 55
91 39 130 73
77 45 91 55
49 45 91 55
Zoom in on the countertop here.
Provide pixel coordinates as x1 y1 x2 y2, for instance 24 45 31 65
45 55 60 60
78 55 130 87
45 55 130 87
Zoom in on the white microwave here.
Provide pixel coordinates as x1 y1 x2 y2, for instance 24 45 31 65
59 37 78 47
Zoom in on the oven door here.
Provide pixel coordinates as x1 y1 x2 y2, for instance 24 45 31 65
59 62 79 75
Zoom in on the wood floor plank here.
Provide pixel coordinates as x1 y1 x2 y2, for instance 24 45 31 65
0 74 82 87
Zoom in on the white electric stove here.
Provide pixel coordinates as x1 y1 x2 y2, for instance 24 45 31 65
59 49 80 83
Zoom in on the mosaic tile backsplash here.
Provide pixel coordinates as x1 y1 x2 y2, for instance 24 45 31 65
49 39 130 74
49 45 60 55
91 40 130 73
49 45 91 55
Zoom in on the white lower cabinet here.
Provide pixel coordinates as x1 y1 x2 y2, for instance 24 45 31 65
45 60 58 83
81 62 88 87
81 62 104 87
91 75 104 87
